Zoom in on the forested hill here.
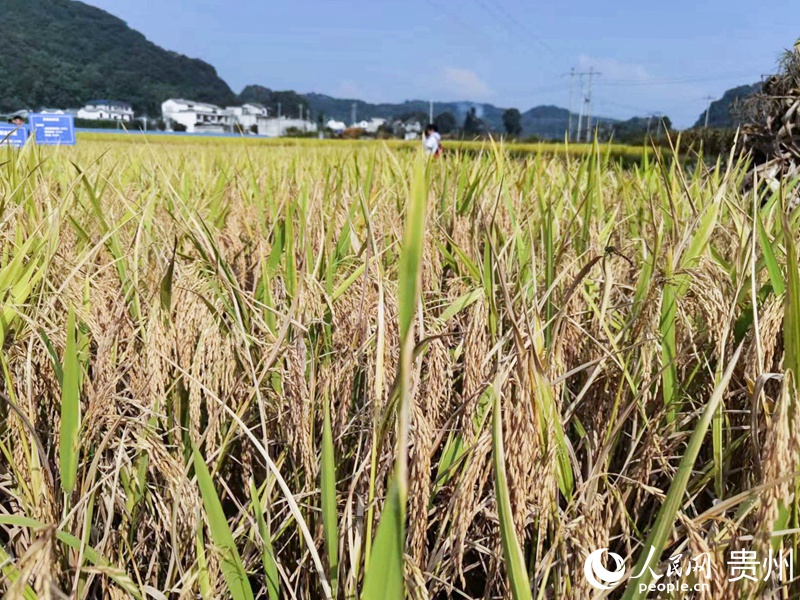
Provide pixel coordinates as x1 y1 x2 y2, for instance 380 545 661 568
692 83 761 129
0 0 236 115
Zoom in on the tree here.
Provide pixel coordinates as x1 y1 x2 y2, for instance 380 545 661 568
463 107 484 137
377 121 396 138
434 111 457 134
502 108 523 136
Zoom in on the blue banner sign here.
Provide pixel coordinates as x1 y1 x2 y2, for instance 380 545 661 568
29 114 76 146
0 124 29 148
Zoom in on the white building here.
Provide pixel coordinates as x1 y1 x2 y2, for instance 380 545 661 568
77 100 134 122
349 118 386 133
363 118 386 133
392 119 422 140
1 109 29 122
326 119 347 133
162 98 320 136
258 117 318 138
226 103 269 132
162 98 234 133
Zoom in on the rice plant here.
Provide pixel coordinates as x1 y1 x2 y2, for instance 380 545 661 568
0 136 797 599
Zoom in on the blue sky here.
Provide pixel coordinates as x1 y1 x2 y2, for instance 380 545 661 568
86 0 798 128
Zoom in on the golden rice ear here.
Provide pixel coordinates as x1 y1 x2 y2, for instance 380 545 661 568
0 128 792 599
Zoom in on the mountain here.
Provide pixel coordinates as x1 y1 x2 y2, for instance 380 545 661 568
693 83 761 129
300 94 625 139
0 0 236 115
300 95 637 139
519 105 617 140
303 93 508 131
607 115 673 142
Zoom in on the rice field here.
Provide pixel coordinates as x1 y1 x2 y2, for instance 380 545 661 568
75 131 651 163
0 138 797 599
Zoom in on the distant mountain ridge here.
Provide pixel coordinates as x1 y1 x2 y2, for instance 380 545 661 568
301 94 621 138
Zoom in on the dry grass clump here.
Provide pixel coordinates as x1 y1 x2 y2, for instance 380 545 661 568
0 137 798 599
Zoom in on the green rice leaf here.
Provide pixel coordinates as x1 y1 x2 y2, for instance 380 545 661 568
193 446 254 600
321 391 339 597
492 372 533 600
361 480 404 600
757 212 784 295
249 480 280 600
59 306 81 494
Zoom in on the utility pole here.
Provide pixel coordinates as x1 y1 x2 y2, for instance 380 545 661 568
585 67 598 143
351 102 357 126
429 100 434 124
278 102 282 119
299 104 303 120
567 67 575 141
703 96 715 128
576 74 585 143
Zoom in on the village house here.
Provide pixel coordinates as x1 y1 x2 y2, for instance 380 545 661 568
352 117 386 133
77 100 134 122
389 118 422 140
162 98 234 133
226 103 269 132
258 117 317 137
365 117 386 133
1 109 29 123
162 98 319 136
326 119 347 133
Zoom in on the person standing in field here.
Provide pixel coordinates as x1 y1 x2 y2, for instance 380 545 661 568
423 123 442 157
10 116 24 128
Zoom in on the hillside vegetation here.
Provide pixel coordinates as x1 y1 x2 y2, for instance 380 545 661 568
0 0 236 115
693 83 761 129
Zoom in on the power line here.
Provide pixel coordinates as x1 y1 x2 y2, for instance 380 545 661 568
467 0 560 77
584 67 599 142
592 95 661 115
565 69 599 142
576 75 585 142
595 72 755 87
567 68 575 140
423 0 482 40
479 0 554 54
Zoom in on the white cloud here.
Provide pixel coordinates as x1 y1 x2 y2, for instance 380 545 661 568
442 67 493 99
576 55 650 82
